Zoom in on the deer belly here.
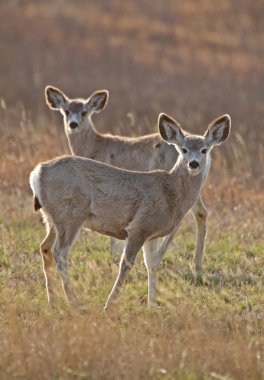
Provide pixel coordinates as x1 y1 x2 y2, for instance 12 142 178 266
151 226 175 240
85 214 128 240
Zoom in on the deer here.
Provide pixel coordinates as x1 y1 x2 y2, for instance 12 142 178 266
45 85 208 271
29 112 231 309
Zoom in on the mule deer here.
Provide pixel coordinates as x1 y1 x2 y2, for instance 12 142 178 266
29 113 231 308
45 86 208 269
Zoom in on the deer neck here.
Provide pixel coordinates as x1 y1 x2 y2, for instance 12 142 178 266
170 157 205 214
65 117 101 158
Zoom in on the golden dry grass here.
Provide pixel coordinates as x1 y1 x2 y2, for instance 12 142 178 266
1 305 264 380
0 106 263 378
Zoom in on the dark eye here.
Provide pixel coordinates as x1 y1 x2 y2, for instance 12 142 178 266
182 148 188 154
201 148 207 154
65 110 70 116
81 111 87 117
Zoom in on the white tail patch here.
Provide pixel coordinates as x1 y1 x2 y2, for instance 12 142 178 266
29 164 42 203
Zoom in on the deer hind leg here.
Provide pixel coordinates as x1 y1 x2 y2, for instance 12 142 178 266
52 222 81 308
191 196 208 272
105 235 145 309
40 224 56 307
143 239 159 306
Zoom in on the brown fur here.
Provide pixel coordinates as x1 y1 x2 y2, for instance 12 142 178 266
34 196 41 211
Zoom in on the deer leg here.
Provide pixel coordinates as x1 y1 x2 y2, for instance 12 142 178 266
191 196 208 272
40 225 56 307
143 239 159 306
157 227 179 264
105 235 144 309
110 237 117 257
52 223 81 308
118 240 125 255
110 238 125 257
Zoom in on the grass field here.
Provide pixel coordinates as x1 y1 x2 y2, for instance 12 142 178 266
1 1 264 379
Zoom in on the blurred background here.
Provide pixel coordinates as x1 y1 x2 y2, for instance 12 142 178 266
0 0 263 196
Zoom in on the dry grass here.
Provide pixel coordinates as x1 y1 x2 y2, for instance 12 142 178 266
0 104 263 378
0 1 264 379
1 305 264 380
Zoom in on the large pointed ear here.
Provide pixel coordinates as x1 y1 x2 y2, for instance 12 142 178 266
204 114 231 146
87 90 109 113
158 113 185 146
45 86 68 110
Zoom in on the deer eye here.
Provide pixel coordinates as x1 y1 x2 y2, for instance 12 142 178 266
201 148 207 154
65 110 70 116
182 148 188 154
81 111 87 117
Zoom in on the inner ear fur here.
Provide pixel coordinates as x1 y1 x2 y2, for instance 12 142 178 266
158 113 184 144
87 90 109 112
45 85 68 110
205 114 231 145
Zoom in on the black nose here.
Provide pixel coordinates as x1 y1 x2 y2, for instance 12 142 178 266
69 121 78 129
189 160 199 169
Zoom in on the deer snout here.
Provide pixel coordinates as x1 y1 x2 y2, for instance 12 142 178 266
69 121 79 129
189 160 200 169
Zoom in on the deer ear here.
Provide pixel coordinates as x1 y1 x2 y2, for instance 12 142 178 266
45 86 68 110
204 114 231 146
158 113 185 146
87 90 109 113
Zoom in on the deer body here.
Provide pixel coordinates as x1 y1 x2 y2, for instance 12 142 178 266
30 113 230 308
32 156 203 241
66 124 177 171
45 86 206 262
